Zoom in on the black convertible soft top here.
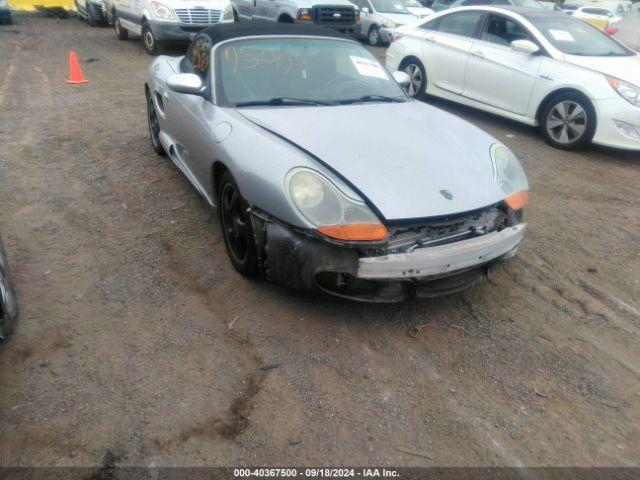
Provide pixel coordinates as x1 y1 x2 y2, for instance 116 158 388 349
199 22 351 46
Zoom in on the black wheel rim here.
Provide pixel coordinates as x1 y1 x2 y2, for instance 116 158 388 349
147 96 161 149
221 183 249 265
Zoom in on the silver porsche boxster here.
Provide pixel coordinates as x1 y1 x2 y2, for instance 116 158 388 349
145 23 529 301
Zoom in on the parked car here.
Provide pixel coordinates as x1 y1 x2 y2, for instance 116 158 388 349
609 8 640 50
232 0 359 33
0 0 12 24
145 23 529 301
0 237 18 342
573 5 622 28
76 0 107 25
558 3 580 13
107 0 234 54
387 6 640 150
352 0 432 45
431 0 457 10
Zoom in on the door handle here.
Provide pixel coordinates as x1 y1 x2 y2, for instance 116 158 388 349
471 50 485 59
425 35 436 42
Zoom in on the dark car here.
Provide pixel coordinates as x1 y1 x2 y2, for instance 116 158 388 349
0 0 12 24
0 237 18 342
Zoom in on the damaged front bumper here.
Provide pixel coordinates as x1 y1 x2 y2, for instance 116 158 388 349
256 212 525 302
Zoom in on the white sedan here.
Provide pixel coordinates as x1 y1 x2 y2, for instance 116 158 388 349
386 6 640 150
573 6 623 27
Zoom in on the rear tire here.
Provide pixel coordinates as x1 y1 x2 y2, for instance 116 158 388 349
142 22 161 55
218 172 261 278
114 13 128 40
540 92 596 150
400 57 426 98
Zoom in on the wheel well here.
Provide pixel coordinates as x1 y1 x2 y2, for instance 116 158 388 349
278 14 294 23
535 88 594 124
141 16 149 25
212 162 229 202
144 83 149 96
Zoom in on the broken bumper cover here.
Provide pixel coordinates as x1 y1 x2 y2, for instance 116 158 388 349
358 224 526 280
263 221 526 302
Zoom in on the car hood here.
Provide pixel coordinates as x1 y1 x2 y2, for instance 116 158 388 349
379 12 418 24
406 6 433 16
239 101 505 221
565 52 640 85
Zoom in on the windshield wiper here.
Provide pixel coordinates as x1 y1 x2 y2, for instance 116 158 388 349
235 97 334 107
337 94 405 105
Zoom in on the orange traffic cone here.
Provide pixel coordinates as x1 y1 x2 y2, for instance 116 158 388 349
65 51 89 85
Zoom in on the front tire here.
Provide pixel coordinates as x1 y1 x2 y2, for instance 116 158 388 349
87 3 98 26
114 13 128 40
142 22 161 55
218 172 261 278
400 58 426 98
540 92 595 150
368 25 381 46
147 92 166 156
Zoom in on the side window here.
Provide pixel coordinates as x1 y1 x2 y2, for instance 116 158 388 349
482 14 534 46
429 11 484 37
183 35 212 81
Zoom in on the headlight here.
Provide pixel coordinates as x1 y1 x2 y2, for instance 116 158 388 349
297 7 312 20
607 75 640 107
221 3 234 21
380 17 397 28
490 144 529 211
287 169 388 242
151 1 174 19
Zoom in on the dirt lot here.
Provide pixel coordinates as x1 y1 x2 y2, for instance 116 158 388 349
1 14 639 470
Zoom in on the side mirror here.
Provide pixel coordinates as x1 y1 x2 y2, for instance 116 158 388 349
166 73 206 96
510 39 540 55
361 6 370 13
392 70 411 88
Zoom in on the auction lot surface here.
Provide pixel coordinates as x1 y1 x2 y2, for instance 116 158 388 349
1 14 640 468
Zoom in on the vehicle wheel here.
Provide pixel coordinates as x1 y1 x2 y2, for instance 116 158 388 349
114 13 128 40
218 171 261 278
142 22 161 55
368 25 381 46
146 92 166 156
400 58 426 98
87 3 98 26
540 92 595 150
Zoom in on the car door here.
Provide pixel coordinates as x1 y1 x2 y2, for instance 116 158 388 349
463 13 542 115
234 0 254 21
165 35 217 198
418 10 484 94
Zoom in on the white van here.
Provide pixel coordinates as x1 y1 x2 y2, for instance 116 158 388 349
106 0 234 54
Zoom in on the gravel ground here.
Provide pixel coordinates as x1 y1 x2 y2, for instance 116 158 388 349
0 13 639 470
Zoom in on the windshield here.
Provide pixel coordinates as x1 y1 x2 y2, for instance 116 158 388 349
371 0 413 13
532 16 632 56
216 38 407 107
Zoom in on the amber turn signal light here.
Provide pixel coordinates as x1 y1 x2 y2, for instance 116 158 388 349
505 190 530 211
317 223 388 242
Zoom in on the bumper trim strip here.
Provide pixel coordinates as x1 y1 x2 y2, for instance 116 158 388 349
357 223 526 279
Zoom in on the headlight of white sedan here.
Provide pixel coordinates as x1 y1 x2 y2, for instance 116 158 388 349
607 76 640 107
287 169 388 242
490 144 529 211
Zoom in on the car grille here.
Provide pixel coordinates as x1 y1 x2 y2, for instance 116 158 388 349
174 8 221 24
364 206 508 256
311 5 356 26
